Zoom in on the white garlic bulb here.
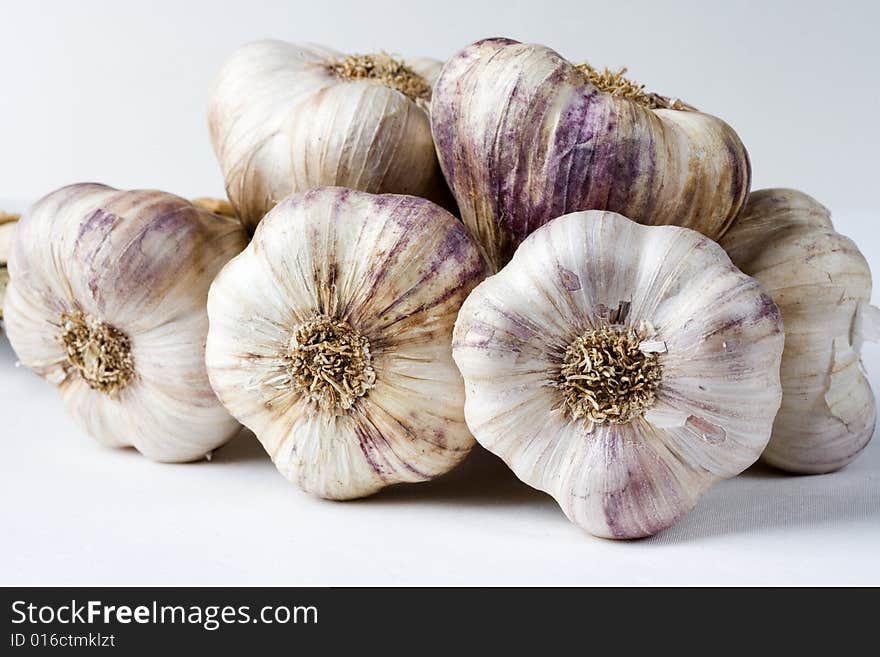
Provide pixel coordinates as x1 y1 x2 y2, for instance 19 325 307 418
205 186 486 499
0 211 18 320
453 210 784 538
4 183 248 462
209 40 446 233
721 189 879 474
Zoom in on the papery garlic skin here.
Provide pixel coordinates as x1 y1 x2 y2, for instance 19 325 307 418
190 197 236 218
432 38 751 271
209 40 446 233
453 211 783 538
205 186 486 499
0 211 18 320
721 189 878 474
4 184 247 462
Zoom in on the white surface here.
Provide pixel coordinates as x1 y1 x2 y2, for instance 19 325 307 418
1 0 879 215
2 1 879 586
1 249 879 585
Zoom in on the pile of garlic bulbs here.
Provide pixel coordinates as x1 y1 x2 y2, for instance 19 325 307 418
2 36 876 540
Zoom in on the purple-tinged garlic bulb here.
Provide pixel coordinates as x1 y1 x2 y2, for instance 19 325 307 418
0 211 18 320
721 189 879 474
432 38 751 271
209 40 448 233
205 186 486 499
3 184 248 462
452 211 783 538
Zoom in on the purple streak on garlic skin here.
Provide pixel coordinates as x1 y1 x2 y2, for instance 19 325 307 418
305 187 485 333
67 192 242 326
432 38 751 271
595 429 689 539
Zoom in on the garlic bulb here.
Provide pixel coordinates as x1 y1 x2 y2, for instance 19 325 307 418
205 186 486 499
4 183 248 462
721 189 879 474
0 211 18 320
209 40 447 233
452 210 784 538
432 38 751 271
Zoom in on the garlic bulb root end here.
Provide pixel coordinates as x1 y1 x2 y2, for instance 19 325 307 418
287 314 376 412
59 310 135 396
555 323 661 425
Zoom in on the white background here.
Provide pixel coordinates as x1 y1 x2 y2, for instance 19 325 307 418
1 0 879 214
1 0 878 585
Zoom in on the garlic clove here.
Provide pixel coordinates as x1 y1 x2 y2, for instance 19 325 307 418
262 405 390 500
432 38 750 271
721 188 878 474
205 186 486 499
209 40 445 233
284 81 436 210
555 421 712 539
453 210 783 538
4 183 248 462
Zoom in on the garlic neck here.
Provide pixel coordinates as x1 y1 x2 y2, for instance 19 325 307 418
557 324 662 424
287 315 376 411
856 303 880 344
190 197 236 218
574 63 695 111
332 53 431 102
59 310 135 396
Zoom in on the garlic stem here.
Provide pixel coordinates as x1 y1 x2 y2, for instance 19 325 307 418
332 53 431 102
